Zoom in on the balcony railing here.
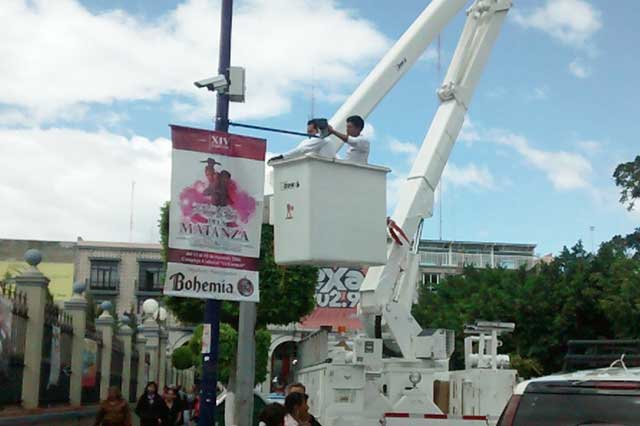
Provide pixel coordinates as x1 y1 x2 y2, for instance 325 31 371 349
419 251 535 270
135 279 164 295
86 278 119 293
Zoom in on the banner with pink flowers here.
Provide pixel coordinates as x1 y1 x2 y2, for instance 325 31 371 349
164 125 266 302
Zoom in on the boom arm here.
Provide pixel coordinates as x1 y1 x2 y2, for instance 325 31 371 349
343 0 513 359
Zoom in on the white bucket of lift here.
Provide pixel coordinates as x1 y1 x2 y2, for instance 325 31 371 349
270 154 390 266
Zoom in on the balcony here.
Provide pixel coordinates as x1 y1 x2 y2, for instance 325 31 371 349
135 279 164 297
86 278 119 295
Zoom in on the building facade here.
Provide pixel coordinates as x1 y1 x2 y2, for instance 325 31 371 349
73 239 193 355
418 239 537 291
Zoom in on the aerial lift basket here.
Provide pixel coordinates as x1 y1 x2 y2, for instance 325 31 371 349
270 154 390 266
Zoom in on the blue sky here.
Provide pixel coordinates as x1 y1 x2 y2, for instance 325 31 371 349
0 0 637 256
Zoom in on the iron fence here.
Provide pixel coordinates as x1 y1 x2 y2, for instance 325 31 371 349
130 348 139 402
0 283 28 407
38 302 71 406
109 336 124 391
82 326 102 404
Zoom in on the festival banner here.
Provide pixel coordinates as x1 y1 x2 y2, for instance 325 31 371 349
164 125 266 302
48 325 61 387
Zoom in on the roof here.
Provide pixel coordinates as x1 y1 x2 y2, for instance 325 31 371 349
420 239 537 250
77 240 162 251
515 366 640 395
298 307 363 331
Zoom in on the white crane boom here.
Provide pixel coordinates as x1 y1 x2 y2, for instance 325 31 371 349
328 0 512 359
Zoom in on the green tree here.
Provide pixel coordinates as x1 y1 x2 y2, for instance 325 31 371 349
613 155 640 210
413 237 640 378
159 202 318 383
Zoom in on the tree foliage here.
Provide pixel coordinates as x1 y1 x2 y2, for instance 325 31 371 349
613 155 640 211
413 231 640 378
172 345 195 370
158 202 318 384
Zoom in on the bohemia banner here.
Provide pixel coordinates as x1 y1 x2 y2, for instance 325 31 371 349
164 125 266 302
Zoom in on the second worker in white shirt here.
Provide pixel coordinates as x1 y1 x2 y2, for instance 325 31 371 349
328 115 370 164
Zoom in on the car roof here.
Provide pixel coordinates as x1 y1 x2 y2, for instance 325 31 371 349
514 366 640 395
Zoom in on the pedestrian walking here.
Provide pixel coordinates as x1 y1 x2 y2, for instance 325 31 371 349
258 403 287 426
164 386 184 425
285 383 321 426
94 386 132 426
284 392 310 426
135 381 169 426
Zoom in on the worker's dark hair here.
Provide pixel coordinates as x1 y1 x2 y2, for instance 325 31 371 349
307 119 318 129
346 115 365 131
284 392 307 414
259 403 287 426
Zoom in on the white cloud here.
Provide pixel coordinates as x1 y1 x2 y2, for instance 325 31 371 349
0 128 171 242
459 116 480 144
490 130 592 190
530 86 549 101
576 139 601 155
0 0 389 125
389 139 419 155
569 58 591 78
443 163 497 190
512 0 602 49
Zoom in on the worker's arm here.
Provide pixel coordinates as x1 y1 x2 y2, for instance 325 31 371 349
328 125 350 144
282 138 325 159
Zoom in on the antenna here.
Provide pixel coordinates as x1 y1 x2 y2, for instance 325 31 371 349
437 35 443 240
129 181 135 242
589 225 595 253
310 66 316 119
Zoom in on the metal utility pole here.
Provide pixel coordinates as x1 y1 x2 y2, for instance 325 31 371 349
199 1 233 425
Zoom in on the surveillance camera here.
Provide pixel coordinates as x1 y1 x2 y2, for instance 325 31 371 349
194 75 229 91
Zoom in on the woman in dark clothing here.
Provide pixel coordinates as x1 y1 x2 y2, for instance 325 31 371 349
164 387 184 425
135 382 169 426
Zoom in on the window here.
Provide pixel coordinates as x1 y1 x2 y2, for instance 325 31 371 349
89 260 119 290
138 262 164 292
422 273 440 292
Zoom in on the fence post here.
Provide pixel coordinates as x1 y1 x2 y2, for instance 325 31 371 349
117 320 133 401
63 282 88 406
95 302 114 400
140 319 160 384
159 330 168 390
14 249 49 409
135 334 147 398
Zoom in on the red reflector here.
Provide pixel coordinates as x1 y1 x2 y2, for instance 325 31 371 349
463 415 488 420
424 414 448 419
385 413 410 418
594 381 640 390
497 395 521 426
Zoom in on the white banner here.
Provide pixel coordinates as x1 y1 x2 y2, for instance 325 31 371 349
164 125 265 302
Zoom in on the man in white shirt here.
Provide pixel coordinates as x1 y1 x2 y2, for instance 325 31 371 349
328 115 369 164
271 120 332 161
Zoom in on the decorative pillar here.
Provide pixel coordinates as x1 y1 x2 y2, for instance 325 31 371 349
158 329 168 390
140 319 160 384
96 301 115 400
63 281 88 406
136 334 148 398
117 317 134 401
15 249 50 409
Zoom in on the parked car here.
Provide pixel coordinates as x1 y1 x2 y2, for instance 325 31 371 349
497 365 640 425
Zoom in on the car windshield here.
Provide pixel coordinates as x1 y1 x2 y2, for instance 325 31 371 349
513 393 640 426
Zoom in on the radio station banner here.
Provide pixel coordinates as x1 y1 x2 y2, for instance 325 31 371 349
164 125 266 302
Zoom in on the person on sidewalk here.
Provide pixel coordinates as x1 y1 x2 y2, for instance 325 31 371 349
258 403 287 426
285 383 321 426
164 386 184 425
135 381 169 426
94 386 132 426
